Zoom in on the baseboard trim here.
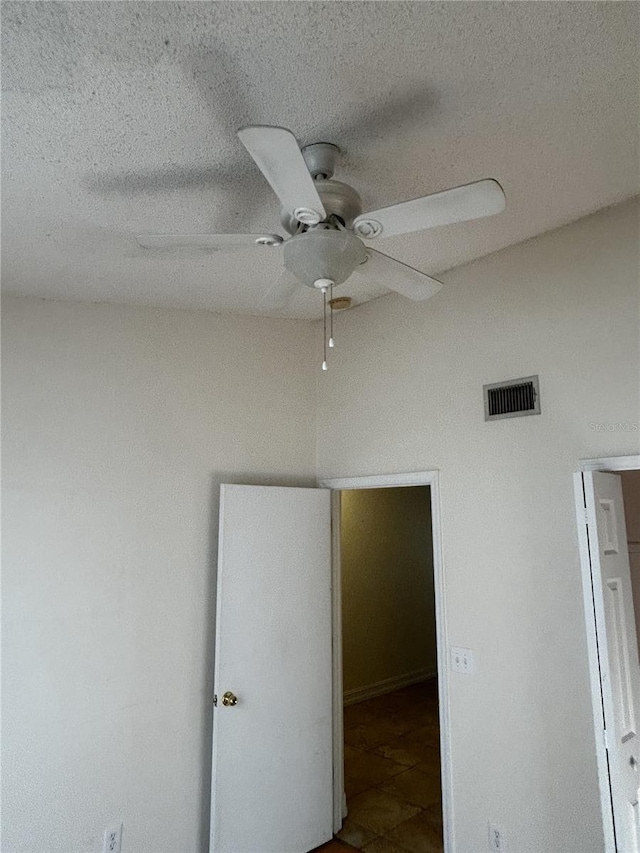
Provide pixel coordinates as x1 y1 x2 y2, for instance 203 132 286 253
343 667 437 706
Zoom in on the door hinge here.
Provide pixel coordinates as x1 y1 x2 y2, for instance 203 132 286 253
603 728 609 751
213 694 217 707
584 505 590 525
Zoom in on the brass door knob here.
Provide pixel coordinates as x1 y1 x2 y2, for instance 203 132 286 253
222 691 238 707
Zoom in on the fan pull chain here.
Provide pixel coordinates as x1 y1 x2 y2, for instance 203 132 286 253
329 284 335 348
322 287 328 371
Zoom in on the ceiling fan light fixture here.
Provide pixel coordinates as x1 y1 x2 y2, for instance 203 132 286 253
282 229 366 288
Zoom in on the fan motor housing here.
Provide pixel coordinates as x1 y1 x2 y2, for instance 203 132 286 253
280 179 363 234
283 228 367 288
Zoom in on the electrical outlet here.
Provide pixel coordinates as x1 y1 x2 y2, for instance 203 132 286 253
488 822 505 851
451 646 474 674
103 824 122 853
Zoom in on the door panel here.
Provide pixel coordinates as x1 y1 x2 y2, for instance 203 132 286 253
210 484 333 853
585 471 640 852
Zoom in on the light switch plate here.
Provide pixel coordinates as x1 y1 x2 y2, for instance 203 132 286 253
451 646 474 674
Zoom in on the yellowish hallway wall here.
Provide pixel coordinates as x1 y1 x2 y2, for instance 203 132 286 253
341 486 436 698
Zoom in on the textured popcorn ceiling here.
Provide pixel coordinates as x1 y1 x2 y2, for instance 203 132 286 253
2 1 638 319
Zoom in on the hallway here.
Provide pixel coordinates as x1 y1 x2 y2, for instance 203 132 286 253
338 680 443 853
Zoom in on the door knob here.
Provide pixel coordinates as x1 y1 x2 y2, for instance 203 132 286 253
222 691 238 707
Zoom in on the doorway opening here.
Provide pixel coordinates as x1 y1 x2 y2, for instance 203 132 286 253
575 455 640 853
339 485 442 851
321 471 451 853
620 471 640 662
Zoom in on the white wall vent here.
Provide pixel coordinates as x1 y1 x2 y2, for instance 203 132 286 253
483 375 540 421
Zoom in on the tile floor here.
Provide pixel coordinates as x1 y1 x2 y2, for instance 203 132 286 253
337 680 443 853
314 842 358 852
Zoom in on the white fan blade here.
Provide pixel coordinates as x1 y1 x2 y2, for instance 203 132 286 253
353 179 505 239
137 233 283 251
357 249 442 301
237 126 327 226
259 269 300 312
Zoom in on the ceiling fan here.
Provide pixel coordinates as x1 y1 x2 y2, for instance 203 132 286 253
137 125 505 365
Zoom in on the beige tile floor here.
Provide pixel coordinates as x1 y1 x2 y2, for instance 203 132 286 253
337 680 443 853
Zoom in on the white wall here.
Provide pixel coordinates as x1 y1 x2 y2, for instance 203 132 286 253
1 298 316 853
341 486 436 698
317 199 640 853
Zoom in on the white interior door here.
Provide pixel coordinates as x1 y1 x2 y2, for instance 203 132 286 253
585 471 640 852
210 484 333 853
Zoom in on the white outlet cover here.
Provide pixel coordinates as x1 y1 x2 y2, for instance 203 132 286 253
488 822 506 851
103 824 123 853
451 646 474 674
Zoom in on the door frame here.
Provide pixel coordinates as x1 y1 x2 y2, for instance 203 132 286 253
319 470 453 853
574 454 640 853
